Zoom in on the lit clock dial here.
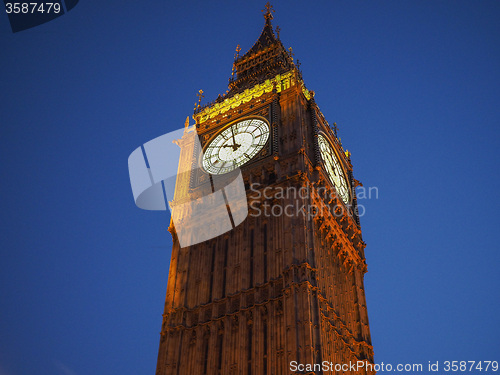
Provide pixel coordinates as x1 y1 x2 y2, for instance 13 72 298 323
202 118 270 174
318 134 350 204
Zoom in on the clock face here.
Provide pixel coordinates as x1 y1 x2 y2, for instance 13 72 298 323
318 134 350 204
202 118 270 174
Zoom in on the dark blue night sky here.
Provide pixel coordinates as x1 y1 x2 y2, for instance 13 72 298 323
1 1 499 374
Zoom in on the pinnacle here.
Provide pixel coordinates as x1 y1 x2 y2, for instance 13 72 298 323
239 9 278 60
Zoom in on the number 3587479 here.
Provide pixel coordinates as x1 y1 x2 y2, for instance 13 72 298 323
5 3 61 14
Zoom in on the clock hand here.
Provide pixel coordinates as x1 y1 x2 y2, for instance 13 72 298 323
231 126 237 145
230 127 241 151
222 143 241 149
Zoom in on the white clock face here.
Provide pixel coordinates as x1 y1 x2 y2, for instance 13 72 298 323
318 134 350 204
202 118 270 174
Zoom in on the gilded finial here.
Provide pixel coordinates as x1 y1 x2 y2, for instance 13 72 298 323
234 44 241 60
262 2 274 21
197 89 204 103
276 25 281 39
194 89 204 111
231 45 241 79
333 122 338 137
288 46 294 62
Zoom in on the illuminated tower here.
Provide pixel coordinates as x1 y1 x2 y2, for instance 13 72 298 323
156 5 374 375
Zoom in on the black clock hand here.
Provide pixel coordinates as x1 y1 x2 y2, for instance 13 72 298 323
222 143 241 149
231 126 236 144
230 127 240 150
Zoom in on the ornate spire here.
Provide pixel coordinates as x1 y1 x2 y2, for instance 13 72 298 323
193 3 297 111
224 3 295 94
243 6 278 57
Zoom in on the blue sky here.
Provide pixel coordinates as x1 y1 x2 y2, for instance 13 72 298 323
1 1 499 374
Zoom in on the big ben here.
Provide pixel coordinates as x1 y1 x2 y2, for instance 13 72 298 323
155 4 374 374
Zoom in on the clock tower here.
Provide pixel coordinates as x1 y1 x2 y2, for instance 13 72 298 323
156 4 374 374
